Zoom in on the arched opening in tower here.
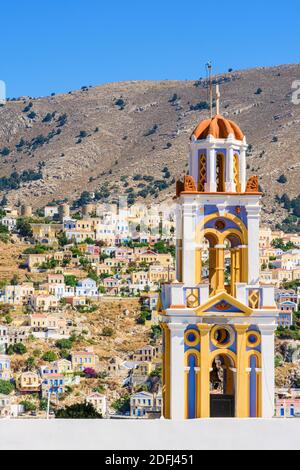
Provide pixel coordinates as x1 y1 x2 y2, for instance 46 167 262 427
210 352 236 418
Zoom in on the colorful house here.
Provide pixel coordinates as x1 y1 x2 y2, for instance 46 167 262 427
41 373 66 397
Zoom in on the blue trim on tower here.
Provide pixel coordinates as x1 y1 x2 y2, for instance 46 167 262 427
188 354 197 419
249 355 257 417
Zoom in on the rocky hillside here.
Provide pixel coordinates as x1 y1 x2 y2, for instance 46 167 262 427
1 63 300 224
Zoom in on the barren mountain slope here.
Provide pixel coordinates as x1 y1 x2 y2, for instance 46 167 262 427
0 63 300 224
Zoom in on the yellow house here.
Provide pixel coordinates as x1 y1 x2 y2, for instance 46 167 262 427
17 372 41 393
137 251 173 267
31 224 63 242
259 226 273 249
71 350 97 372
272 268 293 286
131 271 149 284
96 263 113 276
148 264 176 283
104 258 128 269
30 314 48 330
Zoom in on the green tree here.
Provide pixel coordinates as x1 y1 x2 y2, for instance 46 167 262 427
42 351 58 362
0 147 10 156
277 174 287 184
64 275 77 287
16 218 33 237
0 380 14 395
55 402 102 419
8 343 27 355
57 232 68 247
102 327 114 337
55 338 73 350
20 400 37 412
111 395 130 414
25 356 36 370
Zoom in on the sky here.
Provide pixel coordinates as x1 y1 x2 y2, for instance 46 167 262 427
1 0 300 98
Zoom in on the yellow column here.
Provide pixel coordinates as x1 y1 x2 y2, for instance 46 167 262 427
230 248 236 296
239 245 248 283
215 245 225 293
195 367 201 418
256 369 262 418
198 323 212 418
235 248 241 283
209 248 217 295
195 247 202 284
235 324 250 418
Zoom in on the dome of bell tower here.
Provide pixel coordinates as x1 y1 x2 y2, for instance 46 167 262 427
191 114 244 141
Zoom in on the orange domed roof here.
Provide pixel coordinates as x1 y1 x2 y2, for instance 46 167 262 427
191 114 244 141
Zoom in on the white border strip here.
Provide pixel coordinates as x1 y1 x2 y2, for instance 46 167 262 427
0 419 300 450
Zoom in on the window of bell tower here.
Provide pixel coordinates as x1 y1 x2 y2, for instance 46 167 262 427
216 153 225 192
233 154 241 192
198 154 206 192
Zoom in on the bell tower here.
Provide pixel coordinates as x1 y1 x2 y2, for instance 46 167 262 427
160 107 278 420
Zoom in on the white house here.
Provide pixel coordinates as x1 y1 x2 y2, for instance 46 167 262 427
0 355 11 381
44 206 59 218
1 217 17 232
0 326 8 353
130 391 162 418
76 278 99 298
86 392 107 416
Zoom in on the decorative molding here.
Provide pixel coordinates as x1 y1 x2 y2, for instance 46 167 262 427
246 175 259 193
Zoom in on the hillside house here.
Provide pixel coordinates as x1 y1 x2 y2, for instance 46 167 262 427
7 326 30 345
96 263 113 277
86 393 107 416
47 273 65 298
0 355 10 381
277 301 296 327
149 264 176 284
102 277 121 295
1 216 17 232
16 371 41 393
130 391 162 418
133 345 157 363
0 283 34 305
0 326 8 353
29 294 59 312
71 349 97 372
0 394 11 417
107 357 129 378
76 278 99 298
41 373 66 397
31 224 63 243
44 206 59 218
130 362 154 387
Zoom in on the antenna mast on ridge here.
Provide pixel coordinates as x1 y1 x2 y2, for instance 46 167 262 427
206 61 213 118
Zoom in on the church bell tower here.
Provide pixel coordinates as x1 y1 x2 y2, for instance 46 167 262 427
159 99 278 420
